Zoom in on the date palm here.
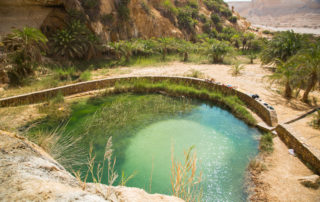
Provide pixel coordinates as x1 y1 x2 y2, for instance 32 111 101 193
294 41 320 103
3 27 47 83
267 59 297 98
260 31 305 66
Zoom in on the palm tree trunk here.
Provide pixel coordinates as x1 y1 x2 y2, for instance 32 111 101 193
303 72 317 103
183 52 188 62
285 81 292 99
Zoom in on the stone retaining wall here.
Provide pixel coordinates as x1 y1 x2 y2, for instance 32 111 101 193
276 124 320 174
0 76 278 126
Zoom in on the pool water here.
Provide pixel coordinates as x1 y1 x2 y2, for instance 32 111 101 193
34 93 260 201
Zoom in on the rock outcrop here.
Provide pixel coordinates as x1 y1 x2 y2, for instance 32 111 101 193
0 0 248 42
0 130 183 201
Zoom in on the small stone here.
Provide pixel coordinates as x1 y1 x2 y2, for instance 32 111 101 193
298 175 320 189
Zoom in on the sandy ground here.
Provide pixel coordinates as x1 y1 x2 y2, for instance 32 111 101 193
1 61 319 201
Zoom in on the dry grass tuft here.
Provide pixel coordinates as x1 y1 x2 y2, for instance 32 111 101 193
171 145 203 202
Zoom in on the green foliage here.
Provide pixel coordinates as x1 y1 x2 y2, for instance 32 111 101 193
210 13 220 24
79 70 92 81
53 67 79 81
202 22 212 34
177 7 197 32
229 16 237 23
310 110 320 129
113 79 256 125
199 14 207 23
215 23 223 32
293 40 320 102
140 1 150 14
203 0 221 12
260 31 305 65
219 7 232 18
3 27 48 85
259 133 274 154
186 69 205 78
262 30 273 35
81 0 99 9
267 59 298 98
230 63 245 76
203 39 232 63
51 21 98 60
116 0 131 21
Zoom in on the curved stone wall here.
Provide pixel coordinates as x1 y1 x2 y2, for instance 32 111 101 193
276 124 320 175
0 76 278 126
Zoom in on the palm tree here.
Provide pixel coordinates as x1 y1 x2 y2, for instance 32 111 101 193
157 37 175 61
267 59 298 98
230 63 245 76
260 31 305 66
51 21 97 60
177 40 194 62
294 41 320 103
3 27 47 83
203 40 231 64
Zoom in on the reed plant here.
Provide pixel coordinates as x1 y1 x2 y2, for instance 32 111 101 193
113 79 256 125
171 146 203 202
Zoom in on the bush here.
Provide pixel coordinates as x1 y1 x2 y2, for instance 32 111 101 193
177 8 196 32
3 27 48 85
198 14 207 23
229 16 237 23
53 67 79 81
259 133 274 154
81 0 99 9
50 21 98 60
202 22 212 34
116 0 131 21
215 23 223 32
79 70 92 81
210 13 220 24
220 7 232 17
310 110 320 129
203 0 221 12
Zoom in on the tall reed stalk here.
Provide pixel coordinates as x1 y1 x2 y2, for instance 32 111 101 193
171 146 203 202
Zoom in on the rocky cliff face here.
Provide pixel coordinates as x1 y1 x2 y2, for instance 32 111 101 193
0 130 183 202
0 0 247 42
228 0 320 29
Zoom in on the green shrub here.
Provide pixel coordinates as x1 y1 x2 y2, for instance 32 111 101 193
210 13 220 24
79 70 92 81
54 67 79 81
202 22 212 34
229 16 237 23
203 0 221 12
50 21 98 60
177 8 196 32
116 0 131 21
215 23 223 32
311 110 320 129
198 14 207 23
3 27 48 85
81 0 99 9
262 30 272 35
259 133 274 154
220 7 232 17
